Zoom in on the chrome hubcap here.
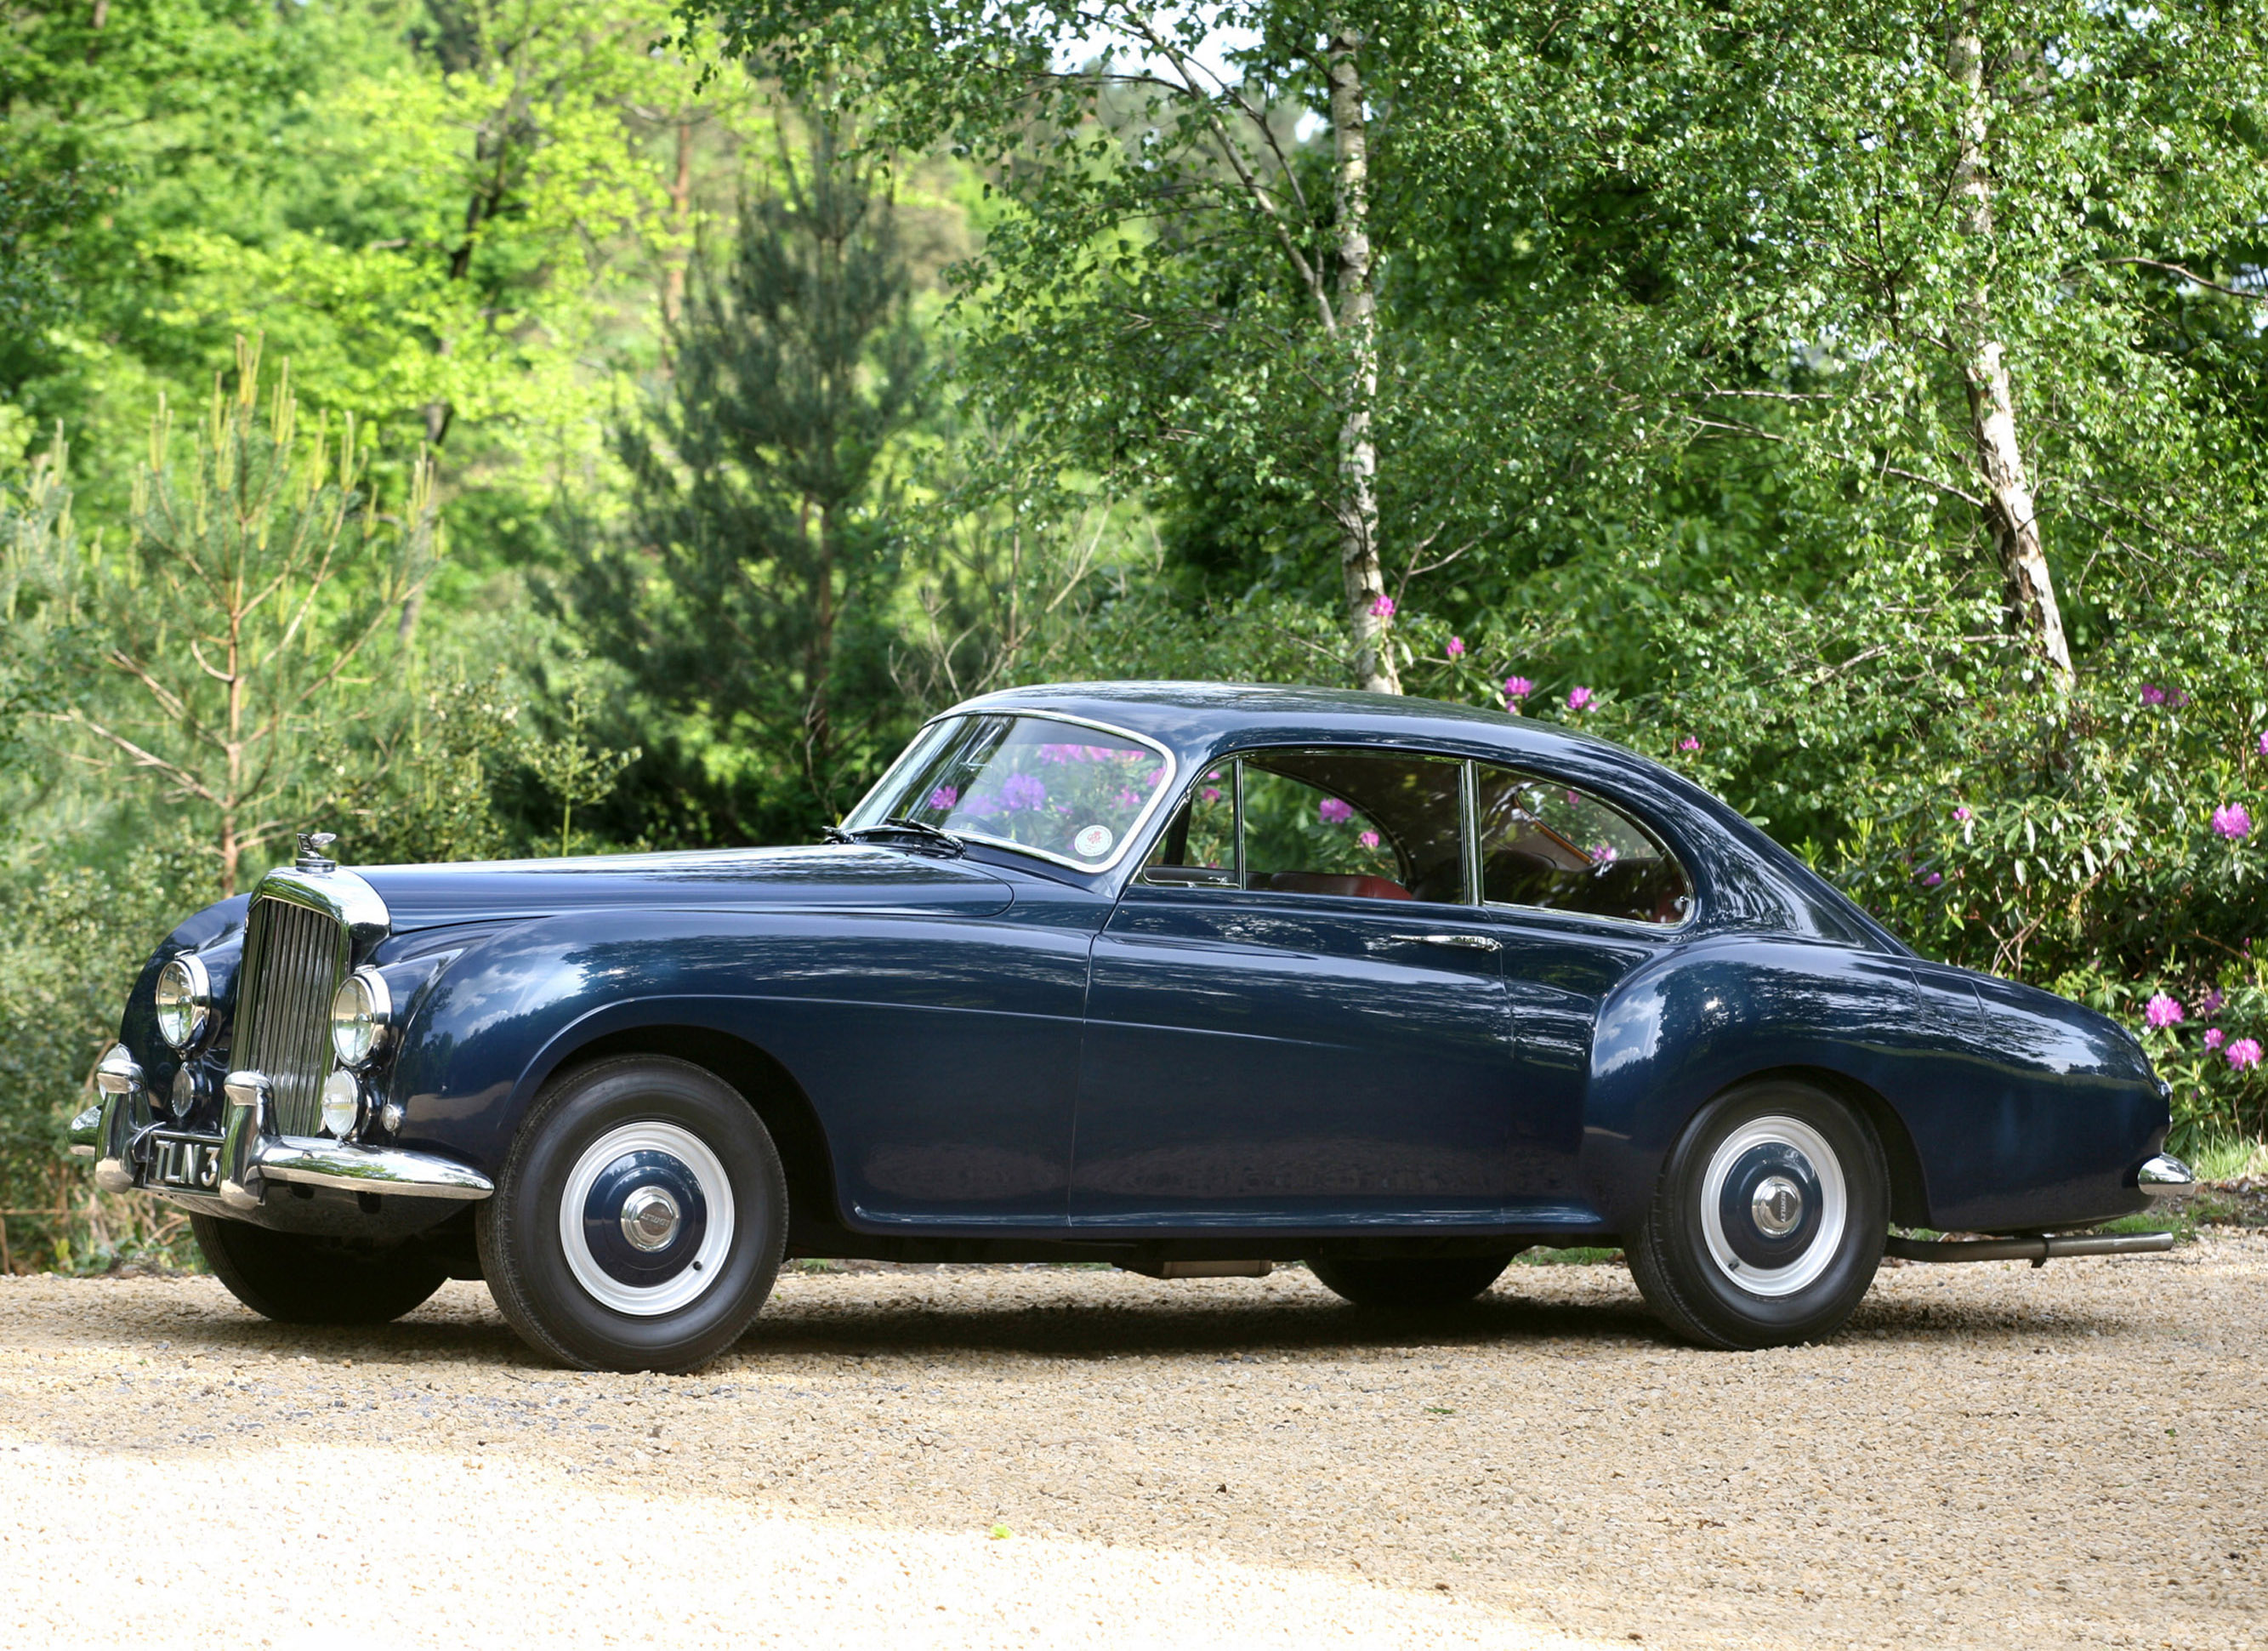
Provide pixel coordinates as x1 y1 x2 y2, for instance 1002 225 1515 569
621 1186 682 1251
1751 1175 1804 1238
1699 1114 1847 1299
559 1122 736 1317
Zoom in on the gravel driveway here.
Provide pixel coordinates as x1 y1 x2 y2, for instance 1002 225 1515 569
3 1237 2263 1649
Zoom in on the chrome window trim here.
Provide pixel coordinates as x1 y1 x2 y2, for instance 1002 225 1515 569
1469 757 1701 936
847 711 1179 878
1481 897 1698 937
1142 743 1484 906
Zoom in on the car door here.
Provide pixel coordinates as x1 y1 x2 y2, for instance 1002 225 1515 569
1469 762 1698 1205
1071 746 1516 1229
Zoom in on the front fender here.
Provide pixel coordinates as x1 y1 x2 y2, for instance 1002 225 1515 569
384 904 1095 1227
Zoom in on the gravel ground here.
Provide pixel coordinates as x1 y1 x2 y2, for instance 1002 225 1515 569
3 1237 2264 1650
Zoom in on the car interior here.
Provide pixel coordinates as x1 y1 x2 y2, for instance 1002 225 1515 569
1144 746 1694 927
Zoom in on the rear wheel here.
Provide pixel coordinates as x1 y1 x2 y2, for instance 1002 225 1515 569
192 1214 448 1325
1625 1079 1887 1350
476 1056 787 1373
1307 1253 1515 1310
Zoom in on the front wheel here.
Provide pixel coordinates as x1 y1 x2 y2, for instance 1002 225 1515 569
1625 1079 1887 1350
476 1056 787 1372
192 1214 448 1325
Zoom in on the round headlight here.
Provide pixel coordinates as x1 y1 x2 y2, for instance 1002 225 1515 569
320 1068 364 1140
154 954 212 1050
329 967 393 1068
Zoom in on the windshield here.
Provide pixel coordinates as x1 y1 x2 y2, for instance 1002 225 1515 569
846 714 1174 870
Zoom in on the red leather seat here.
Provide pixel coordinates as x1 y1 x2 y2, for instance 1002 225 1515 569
1262 872 1414 901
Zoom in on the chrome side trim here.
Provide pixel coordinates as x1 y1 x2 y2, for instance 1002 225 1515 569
256 1137 493 1201
2137 1154 2195 1198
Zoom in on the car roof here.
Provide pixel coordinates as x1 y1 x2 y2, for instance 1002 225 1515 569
958 680 1640 766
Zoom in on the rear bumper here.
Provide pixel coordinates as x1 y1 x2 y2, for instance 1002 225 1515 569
2136 1153 2194 1198
77 1048 491 1207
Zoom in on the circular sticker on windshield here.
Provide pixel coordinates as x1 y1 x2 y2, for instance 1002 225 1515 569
1074 824 1114 858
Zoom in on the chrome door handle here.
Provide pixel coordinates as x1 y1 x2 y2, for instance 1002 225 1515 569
1386 932 1501 952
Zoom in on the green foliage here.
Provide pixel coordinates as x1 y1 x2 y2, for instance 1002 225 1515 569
0 832 219 1272
56 339 439 891
0 432 86 787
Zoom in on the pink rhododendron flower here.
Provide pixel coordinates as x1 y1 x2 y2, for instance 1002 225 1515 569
1566 686 1595 713
1357 830 1380 849
2140 684 2167 706
1369 594 1396 619
1445 635 1465 659
1921 871 1943 888
2258 732 2268 758
2228 1038 2264 1072
1201 787 1221 804
1589 843 1617 866
2145 993 2184 1029
2205 1028 2225 1051
1679 736 1701 752
1953 806 1970 823
1503 675 1534 700
2213 803 2253 840
2200 989 2225 1018
926 785 959 811
1001 774 1048 811
1318 798 1355 825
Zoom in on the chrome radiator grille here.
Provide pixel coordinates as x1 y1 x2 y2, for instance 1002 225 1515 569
236 896 347 1137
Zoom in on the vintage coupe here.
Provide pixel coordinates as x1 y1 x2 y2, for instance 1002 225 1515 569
74 683 2191 1369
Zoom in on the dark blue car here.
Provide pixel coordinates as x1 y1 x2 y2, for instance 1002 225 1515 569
74 683 2191 1369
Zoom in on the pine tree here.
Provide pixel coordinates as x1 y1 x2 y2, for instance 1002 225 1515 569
570 111 927 843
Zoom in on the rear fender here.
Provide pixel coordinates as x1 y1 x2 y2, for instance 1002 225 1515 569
1577 938 1941 1232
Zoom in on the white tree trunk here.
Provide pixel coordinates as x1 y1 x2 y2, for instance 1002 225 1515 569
1947 14 2073 692
1327 25 1399 695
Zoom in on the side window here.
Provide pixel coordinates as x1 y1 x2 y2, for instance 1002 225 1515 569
1474 766 1693 926
1145 748 1468 903
1141 766 1238 886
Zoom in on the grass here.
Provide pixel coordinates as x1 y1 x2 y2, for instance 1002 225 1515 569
2187 1133 2268 1181
1515 1245 1624 1267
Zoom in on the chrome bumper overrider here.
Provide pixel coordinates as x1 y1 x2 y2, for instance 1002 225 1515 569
80 1051 490 1206
2136 1153 2194 1198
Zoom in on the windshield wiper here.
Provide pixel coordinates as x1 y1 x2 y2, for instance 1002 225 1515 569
824 817 967 858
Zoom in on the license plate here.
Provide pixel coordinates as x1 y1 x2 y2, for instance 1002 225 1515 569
150 1134 223 1192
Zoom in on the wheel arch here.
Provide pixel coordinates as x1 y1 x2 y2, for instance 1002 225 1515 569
1709 1064 1929 1229
533 1026 843 1235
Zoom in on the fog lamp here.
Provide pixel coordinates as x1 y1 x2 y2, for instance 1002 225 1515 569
320 1069 363 1140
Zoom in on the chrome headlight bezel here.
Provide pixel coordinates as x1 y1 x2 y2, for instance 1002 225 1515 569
154 954 213 1051
329 967 394 1070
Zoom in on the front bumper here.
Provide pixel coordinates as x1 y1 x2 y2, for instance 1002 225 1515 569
75 1049 491 1209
